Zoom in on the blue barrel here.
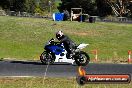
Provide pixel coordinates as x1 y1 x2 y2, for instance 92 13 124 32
53 13 64 21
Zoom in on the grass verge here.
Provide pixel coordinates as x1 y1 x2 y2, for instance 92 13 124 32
0 77 131 88
0 16 132 62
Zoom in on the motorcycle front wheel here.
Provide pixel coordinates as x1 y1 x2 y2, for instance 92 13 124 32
75 51 90 66
40 51 55 65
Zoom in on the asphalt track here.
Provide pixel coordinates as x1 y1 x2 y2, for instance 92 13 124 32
0 60 132 78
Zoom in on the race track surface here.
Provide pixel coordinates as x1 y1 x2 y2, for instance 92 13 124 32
0 60 132 77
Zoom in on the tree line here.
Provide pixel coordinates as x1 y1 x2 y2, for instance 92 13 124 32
58 0 132 17
0 0 132 17
0 0 56 15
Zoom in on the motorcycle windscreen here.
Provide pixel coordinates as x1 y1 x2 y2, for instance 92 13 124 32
46 45 65 55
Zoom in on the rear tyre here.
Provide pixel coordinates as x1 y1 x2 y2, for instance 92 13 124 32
40 51 55 65
75 51 90 66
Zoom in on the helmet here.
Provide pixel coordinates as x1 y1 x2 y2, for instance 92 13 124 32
56 31 64 40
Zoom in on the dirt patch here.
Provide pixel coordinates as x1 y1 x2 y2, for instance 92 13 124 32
64 29 104 37
0 78 17 84
72 32 88 36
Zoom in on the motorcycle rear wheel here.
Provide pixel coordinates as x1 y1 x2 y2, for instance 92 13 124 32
75 51 90 66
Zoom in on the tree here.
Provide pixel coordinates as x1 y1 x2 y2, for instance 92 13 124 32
25 0 36 13
58 0 97 15
96 0 112 17
0 0 10 9
104 0 132 17
12 0 26 11
0 0 55 14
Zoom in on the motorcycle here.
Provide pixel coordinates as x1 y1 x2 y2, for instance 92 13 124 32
40 38 90 66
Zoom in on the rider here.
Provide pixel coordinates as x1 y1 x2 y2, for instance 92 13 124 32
56 31 76 58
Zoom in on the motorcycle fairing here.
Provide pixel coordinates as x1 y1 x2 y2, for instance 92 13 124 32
45 45 65 55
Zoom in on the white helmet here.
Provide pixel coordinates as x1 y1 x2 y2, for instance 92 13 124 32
56 31 64 40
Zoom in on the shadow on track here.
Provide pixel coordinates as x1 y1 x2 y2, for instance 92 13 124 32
11 61 43 65
10 60 73 66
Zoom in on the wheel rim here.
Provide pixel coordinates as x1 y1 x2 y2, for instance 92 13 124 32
77 54 87 64
47 53 54 64
81 54 87 63
41 54 47 62
41 53 54 64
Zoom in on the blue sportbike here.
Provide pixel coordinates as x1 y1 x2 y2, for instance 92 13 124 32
40 38 90 66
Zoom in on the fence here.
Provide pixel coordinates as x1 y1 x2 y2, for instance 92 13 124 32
0 10 50 18
89 16 132 23
0 10 132 23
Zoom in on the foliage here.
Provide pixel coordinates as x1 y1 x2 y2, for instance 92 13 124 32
0 0 56 15
57 0 114 16
58 0 97 15
96 0 113 17
0 0 131 17
0 0 10 9
58 0 132 17
12 0 26 11
25 0 36 13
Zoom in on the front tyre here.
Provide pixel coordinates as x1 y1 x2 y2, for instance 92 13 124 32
40 51 55 65
75 51 90 66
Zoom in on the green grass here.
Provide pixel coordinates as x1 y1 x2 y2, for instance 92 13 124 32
0 16 132 62
0 77 131 88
